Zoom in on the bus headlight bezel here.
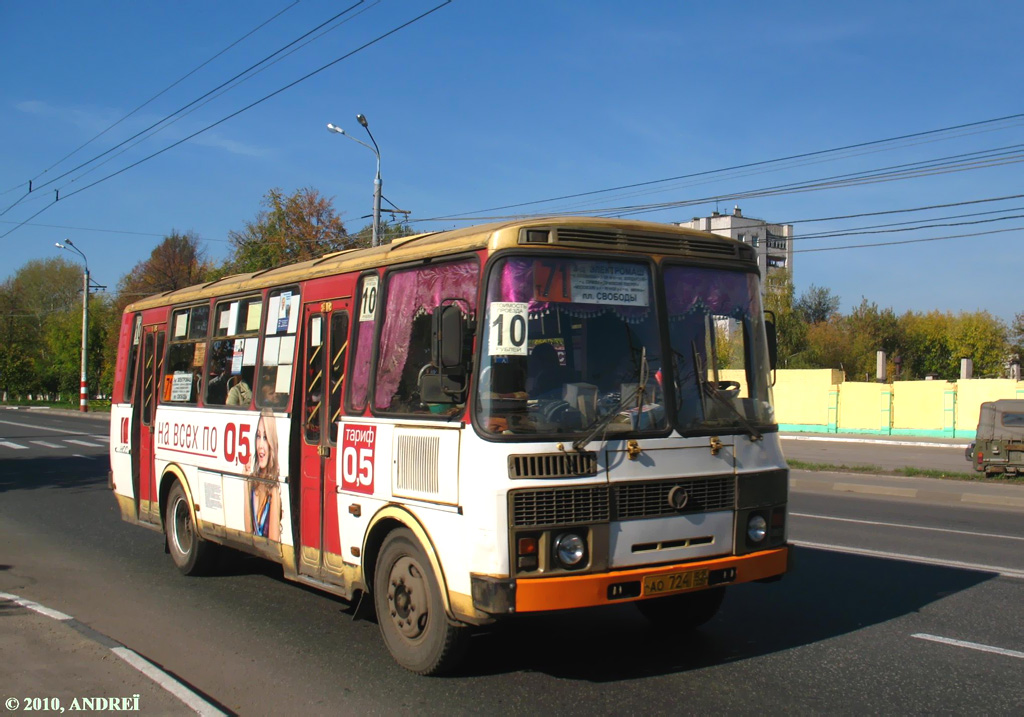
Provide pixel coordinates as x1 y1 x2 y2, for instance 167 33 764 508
746 514 768 544
553 532 587 569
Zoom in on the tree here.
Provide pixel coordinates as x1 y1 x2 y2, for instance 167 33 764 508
794 284 840 324
226 187 357 273
117 230 210 303
1009 311 1024 361
948 311 1008 378
762 269 809 367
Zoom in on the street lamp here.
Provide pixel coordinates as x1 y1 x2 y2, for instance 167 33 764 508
55 239 90 412
327 114 382 247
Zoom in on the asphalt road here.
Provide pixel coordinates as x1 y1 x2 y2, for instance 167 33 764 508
1 410 1022 714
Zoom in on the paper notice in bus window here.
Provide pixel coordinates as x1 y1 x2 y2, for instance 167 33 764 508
277 292 292 333
278 335 296 365
571 261 648 307
488 302 529 356
174 313 188 338
242 338 258 366
275 365 292 394
311 316 323 347
263 337 281 366
246 303 262 332
231 351 243 375
227 302 239 335
170 372 193 402
359 275 379 322
193 342 206 367
218 308 231 331
287 295 300 333
267 296 281 335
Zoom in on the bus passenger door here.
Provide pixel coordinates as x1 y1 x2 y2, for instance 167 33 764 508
297 302 350 584
137 326 165 524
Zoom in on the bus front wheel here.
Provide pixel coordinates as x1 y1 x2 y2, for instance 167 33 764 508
373 528 468 675
636 586 726 630
164 481 215 576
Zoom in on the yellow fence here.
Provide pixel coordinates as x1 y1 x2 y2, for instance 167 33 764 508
773 370 1024 437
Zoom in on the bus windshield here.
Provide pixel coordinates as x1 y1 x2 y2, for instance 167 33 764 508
476 257 774 438
664 264 773 434
477 256 667 437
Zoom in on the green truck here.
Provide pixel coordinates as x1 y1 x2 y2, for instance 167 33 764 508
966 399 1024 476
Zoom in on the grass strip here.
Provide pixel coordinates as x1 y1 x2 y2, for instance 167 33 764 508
786 459 1024 484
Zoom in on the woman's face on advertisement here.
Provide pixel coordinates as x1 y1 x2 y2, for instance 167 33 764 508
255 419 270 470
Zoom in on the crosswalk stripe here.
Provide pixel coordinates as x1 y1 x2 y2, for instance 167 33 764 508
65 439 102 447
0 440 28 450
30 441 63 449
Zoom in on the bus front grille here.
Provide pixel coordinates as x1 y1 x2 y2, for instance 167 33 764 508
508 451 598 479
614 476 735 518
510 486 610 527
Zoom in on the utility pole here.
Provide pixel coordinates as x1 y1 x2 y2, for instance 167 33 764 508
56 239 90 412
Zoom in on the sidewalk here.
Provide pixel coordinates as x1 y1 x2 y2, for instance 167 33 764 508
0 594 224 716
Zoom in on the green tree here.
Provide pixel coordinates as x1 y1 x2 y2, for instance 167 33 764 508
948 311 1008 378
226 187 357 273
763 269 809 367
794 284 841 324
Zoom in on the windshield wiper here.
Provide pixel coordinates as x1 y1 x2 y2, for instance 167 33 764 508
691 341 762 441
573 347 649 452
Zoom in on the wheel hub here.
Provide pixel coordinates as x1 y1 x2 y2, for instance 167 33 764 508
387 556 428 640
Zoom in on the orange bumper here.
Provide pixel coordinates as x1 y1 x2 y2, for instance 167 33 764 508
515 546 789 612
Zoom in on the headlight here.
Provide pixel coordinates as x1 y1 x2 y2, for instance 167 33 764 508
747 514 768 543
553 533 586 568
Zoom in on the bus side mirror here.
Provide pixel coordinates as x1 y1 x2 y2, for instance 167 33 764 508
421 303 471 404
764 311 778 371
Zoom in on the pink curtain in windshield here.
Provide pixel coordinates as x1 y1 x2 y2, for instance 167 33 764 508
665 266 758 320
374 260 478 409
349 320 376 410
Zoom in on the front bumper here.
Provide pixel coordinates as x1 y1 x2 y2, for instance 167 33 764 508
473 545 789 614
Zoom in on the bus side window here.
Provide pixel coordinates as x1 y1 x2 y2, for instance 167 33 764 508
257 287 300 411
206 297 260 408
374 260 478 415
347 273 378 415
165 304 210 404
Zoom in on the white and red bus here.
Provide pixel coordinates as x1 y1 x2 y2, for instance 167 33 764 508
110 217 790 674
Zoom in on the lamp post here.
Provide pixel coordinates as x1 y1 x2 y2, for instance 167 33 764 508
55 239 90 412
327 114 382 247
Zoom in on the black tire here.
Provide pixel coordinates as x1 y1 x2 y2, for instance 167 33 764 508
636 587 726 631
373 528 468 675
164 480 216 576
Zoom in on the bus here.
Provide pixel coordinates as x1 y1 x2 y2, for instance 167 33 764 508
109 217 790 675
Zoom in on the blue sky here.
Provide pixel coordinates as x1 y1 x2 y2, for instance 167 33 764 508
2 1 1022 323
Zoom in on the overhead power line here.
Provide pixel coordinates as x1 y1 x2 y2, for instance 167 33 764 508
791 225 1024 253
425 112 1024 221
0 1 366 217
0 1 300 201
0 1 453 241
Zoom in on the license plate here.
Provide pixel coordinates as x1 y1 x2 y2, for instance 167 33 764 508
642 568 709 597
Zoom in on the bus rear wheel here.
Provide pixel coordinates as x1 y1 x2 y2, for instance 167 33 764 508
164 481 215 576
636 586 726 630
373 528 468 675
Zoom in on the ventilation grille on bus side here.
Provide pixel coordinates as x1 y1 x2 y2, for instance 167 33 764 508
508 452 598 479
396 434 440 494
553 228 748 260
614 476 735 519
510 486 610 527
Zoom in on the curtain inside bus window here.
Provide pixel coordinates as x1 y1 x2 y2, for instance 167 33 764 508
663 265 773 432
374 260 478 413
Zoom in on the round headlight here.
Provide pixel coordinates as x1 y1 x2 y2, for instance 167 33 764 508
747 514 768 543
553 533 586 568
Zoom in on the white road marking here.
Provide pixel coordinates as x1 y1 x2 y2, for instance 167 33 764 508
912 633 1024 660
0 591 225 715
782 435 967 449
0 418 93 435
112 647 227 716
791 540 1024 579
0 440 27 450
29 440 63 449
791 512 1024 542
64 439 101 447
0 592 73 621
